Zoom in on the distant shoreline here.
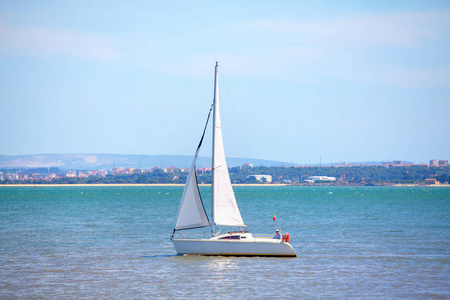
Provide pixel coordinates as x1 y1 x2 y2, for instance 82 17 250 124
0 183 448 187
0 183 288 187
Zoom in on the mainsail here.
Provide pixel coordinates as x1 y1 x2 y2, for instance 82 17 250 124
212 62 246 228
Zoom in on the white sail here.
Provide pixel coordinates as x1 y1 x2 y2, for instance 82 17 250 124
212 63 246 228
174 157 210 231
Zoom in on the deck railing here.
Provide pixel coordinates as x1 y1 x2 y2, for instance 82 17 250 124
253 234 276 239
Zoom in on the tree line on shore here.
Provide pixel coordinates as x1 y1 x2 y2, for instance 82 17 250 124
1 165 449 185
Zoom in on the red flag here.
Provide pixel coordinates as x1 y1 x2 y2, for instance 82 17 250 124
273 213 276 221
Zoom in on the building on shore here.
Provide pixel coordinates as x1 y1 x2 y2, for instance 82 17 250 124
424 178 440 185
247 175 272 183
439 160 449 167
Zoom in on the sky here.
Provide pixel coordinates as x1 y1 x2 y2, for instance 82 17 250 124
0 0 449 165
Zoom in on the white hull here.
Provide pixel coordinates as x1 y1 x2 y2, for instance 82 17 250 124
172 238 297 257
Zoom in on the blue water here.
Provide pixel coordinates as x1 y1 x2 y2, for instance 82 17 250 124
1 186 449 298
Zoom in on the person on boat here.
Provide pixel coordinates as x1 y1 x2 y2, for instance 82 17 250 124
273 230 282 240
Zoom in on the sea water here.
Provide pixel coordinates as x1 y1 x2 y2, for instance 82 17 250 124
0 186 449 299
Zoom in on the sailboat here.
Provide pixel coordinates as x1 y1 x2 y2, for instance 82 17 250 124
171 62 296 257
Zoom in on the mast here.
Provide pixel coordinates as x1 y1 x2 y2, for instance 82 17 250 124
211 61 219 236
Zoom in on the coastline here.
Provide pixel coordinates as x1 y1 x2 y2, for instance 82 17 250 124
0 183 289 187
0 183 448 187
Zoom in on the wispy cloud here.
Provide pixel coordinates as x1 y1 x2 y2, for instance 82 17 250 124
158 9 450 89
0 21 119 60
252 10 450 48
240 10 450 88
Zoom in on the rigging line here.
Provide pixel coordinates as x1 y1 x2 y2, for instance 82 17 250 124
218 71 254 159
195 104 214 157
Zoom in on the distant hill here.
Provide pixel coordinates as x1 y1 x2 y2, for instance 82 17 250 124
0 154 299 170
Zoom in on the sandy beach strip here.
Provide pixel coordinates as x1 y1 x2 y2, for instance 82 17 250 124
0 183 289 187
1 183 447 187
0 183 185 187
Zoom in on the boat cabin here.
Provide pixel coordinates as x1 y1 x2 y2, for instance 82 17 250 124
211 232 254 241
